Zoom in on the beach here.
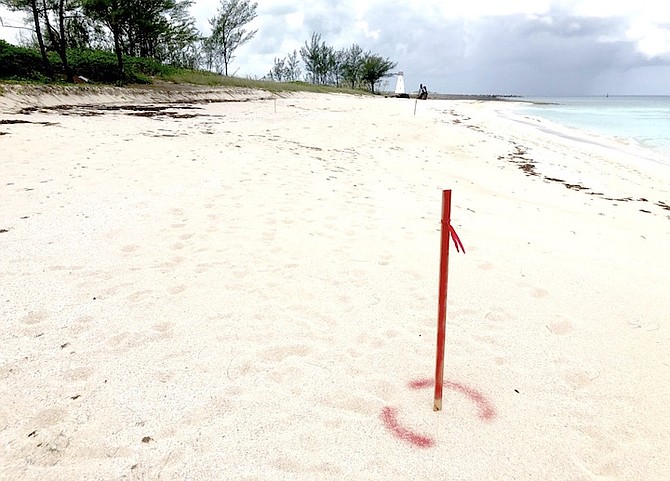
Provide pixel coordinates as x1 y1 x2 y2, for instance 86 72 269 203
1 85 669 480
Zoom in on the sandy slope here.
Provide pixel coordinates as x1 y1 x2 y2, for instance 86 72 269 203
1 86 669 480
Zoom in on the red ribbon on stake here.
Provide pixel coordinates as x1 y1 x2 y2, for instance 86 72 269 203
434 190 465 411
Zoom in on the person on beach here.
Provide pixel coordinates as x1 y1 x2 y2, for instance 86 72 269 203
418 84 428 100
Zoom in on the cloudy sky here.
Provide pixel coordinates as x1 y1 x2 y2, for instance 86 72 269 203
2 0 669 95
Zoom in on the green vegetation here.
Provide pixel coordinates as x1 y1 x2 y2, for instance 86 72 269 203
276 33 396 93
0 0 395 94
79 0 198 82
161 69 368 95
203 0 257 76
0 40 46 81
0 39 369 95
360 54 397 94
1 39 174 83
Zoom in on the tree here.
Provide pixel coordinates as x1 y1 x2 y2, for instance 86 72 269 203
264 49 300 82
200 35 216 71
300 32 336 85
160 32 199 68
7 0 95 82
81 0 127 80
41 0 78 82
340 43 363 89
299 32 319 83
332 48 345 86
151 0 198 66
0 0 52 77
267 55 287 81
81 0 198 80
61 7 107 49
360 52 396 93
285 49 300 81
122 0 197 60
206 0 257 76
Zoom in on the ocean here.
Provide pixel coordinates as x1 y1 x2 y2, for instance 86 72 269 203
517 96 670 164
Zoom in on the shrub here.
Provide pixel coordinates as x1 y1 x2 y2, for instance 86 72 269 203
125 56 172 77
1 41 182 84
0 40 48 80
60 50 171 83
65 49 121 82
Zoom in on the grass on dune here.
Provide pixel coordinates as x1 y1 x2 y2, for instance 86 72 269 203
159 69 371 95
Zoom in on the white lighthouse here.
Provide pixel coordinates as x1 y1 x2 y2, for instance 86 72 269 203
394 71 406 95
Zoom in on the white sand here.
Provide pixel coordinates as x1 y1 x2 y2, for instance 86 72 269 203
1 85 669 480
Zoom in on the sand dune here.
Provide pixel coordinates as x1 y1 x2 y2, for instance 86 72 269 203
1 86 669 480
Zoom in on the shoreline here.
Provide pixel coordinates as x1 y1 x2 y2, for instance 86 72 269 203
429 98 670 217
499 102 670 168
1 88 669 480
508 96 670 162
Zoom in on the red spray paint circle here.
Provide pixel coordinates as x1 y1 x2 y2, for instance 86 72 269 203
380 406 435 448
381 378 496 448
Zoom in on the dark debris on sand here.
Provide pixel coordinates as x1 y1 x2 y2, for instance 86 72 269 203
16 98 255 118
501 142 669 218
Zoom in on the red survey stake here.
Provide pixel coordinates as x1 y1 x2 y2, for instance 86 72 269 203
434 189 465 411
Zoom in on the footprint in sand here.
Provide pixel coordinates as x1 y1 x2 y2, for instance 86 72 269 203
31 408 66 427
21 310 49 325
484 308 512 323
564 368 600 389
167 285 187 295
63 366 95 381
152 321 174 332
547 319 574 335
257 344 312 362
26 431 71 467
126 290 154 303
519 283 549 298
531 287 549 298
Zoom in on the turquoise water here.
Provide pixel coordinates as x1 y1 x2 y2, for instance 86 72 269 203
519 96 670 161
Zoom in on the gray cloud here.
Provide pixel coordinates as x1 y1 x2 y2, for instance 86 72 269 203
464 13 670 95
302 5 357 40
354 7 670 95
2 1 669 95
263 3 298 16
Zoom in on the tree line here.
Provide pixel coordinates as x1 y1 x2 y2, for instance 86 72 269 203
266 33 396 93
1 0 253 82
0 0 396 91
